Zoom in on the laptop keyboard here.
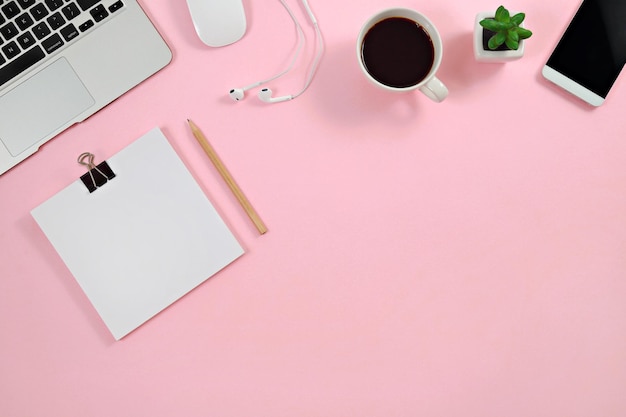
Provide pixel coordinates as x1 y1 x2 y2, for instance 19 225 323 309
0 0 124 88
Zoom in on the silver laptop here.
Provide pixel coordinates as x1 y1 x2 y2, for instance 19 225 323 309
0 0 172 175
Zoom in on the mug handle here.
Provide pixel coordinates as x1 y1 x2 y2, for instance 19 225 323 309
419 76 448 102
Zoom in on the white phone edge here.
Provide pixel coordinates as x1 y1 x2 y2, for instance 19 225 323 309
541 65 605 107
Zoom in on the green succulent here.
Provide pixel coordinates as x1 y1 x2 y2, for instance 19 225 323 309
479 5 533 50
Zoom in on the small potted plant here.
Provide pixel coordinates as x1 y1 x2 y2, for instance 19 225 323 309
474 5 532 62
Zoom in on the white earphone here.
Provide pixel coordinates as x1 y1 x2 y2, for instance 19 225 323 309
228 0 323 104
258 88 293 103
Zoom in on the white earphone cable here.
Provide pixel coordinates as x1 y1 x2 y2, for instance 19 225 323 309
230 0 323 102
241 0 305 91
291 18 324 99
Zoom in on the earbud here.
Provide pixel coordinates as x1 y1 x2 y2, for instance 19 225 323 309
228 81 265 102
229 88 245 101
258 88 293 103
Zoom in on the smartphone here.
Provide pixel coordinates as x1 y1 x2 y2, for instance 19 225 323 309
542 0 626 106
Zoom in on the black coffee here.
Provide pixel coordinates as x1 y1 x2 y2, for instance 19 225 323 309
361 17 435 88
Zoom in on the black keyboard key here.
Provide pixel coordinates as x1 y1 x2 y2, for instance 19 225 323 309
0 14 5 26
59 22 77 41
78 19 92 31
0 21 18 40
15 12 33 29
61 2 79 20
0 45 44 87
0 54 5 66
108 0 122 13
17 0 36 8
41 32 62 53
1 1 19 19
32 21 50 39
76 0 98 11
89 4 106 22
16 30 34 48
46 11 64 29
30 3 48 20
45 0 64 11
1 40 19 58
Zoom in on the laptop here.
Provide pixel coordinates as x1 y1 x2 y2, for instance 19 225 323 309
0 0 172 175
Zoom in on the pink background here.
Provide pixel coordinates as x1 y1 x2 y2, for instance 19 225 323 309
2 0 626 415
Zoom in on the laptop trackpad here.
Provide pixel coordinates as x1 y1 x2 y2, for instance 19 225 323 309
0 58 94 156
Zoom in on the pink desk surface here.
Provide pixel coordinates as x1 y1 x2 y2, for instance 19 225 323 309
2 0 626 415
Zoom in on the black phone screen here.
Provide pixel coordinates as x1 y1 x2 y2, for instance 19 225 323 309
546 0 626 98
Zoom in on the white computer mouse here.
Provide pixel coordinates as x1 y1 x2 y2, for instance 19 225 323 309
186 0 247 47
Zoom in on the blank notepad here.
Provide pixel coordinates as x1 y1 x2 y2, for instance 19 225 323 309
31 127 244 340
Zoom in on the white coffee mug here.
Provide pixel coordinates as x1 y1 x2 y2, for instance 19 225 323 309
357 8 448 102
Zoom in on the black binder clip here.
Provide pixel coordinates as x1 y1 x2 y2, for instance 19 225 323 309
78 152 116 193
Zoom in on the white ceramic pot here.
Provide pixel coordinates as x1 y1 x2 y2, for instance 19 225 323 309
474 11 525 62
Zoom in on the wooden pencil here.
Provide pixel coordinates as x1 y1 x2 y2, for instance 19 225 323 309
187 119 268 235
